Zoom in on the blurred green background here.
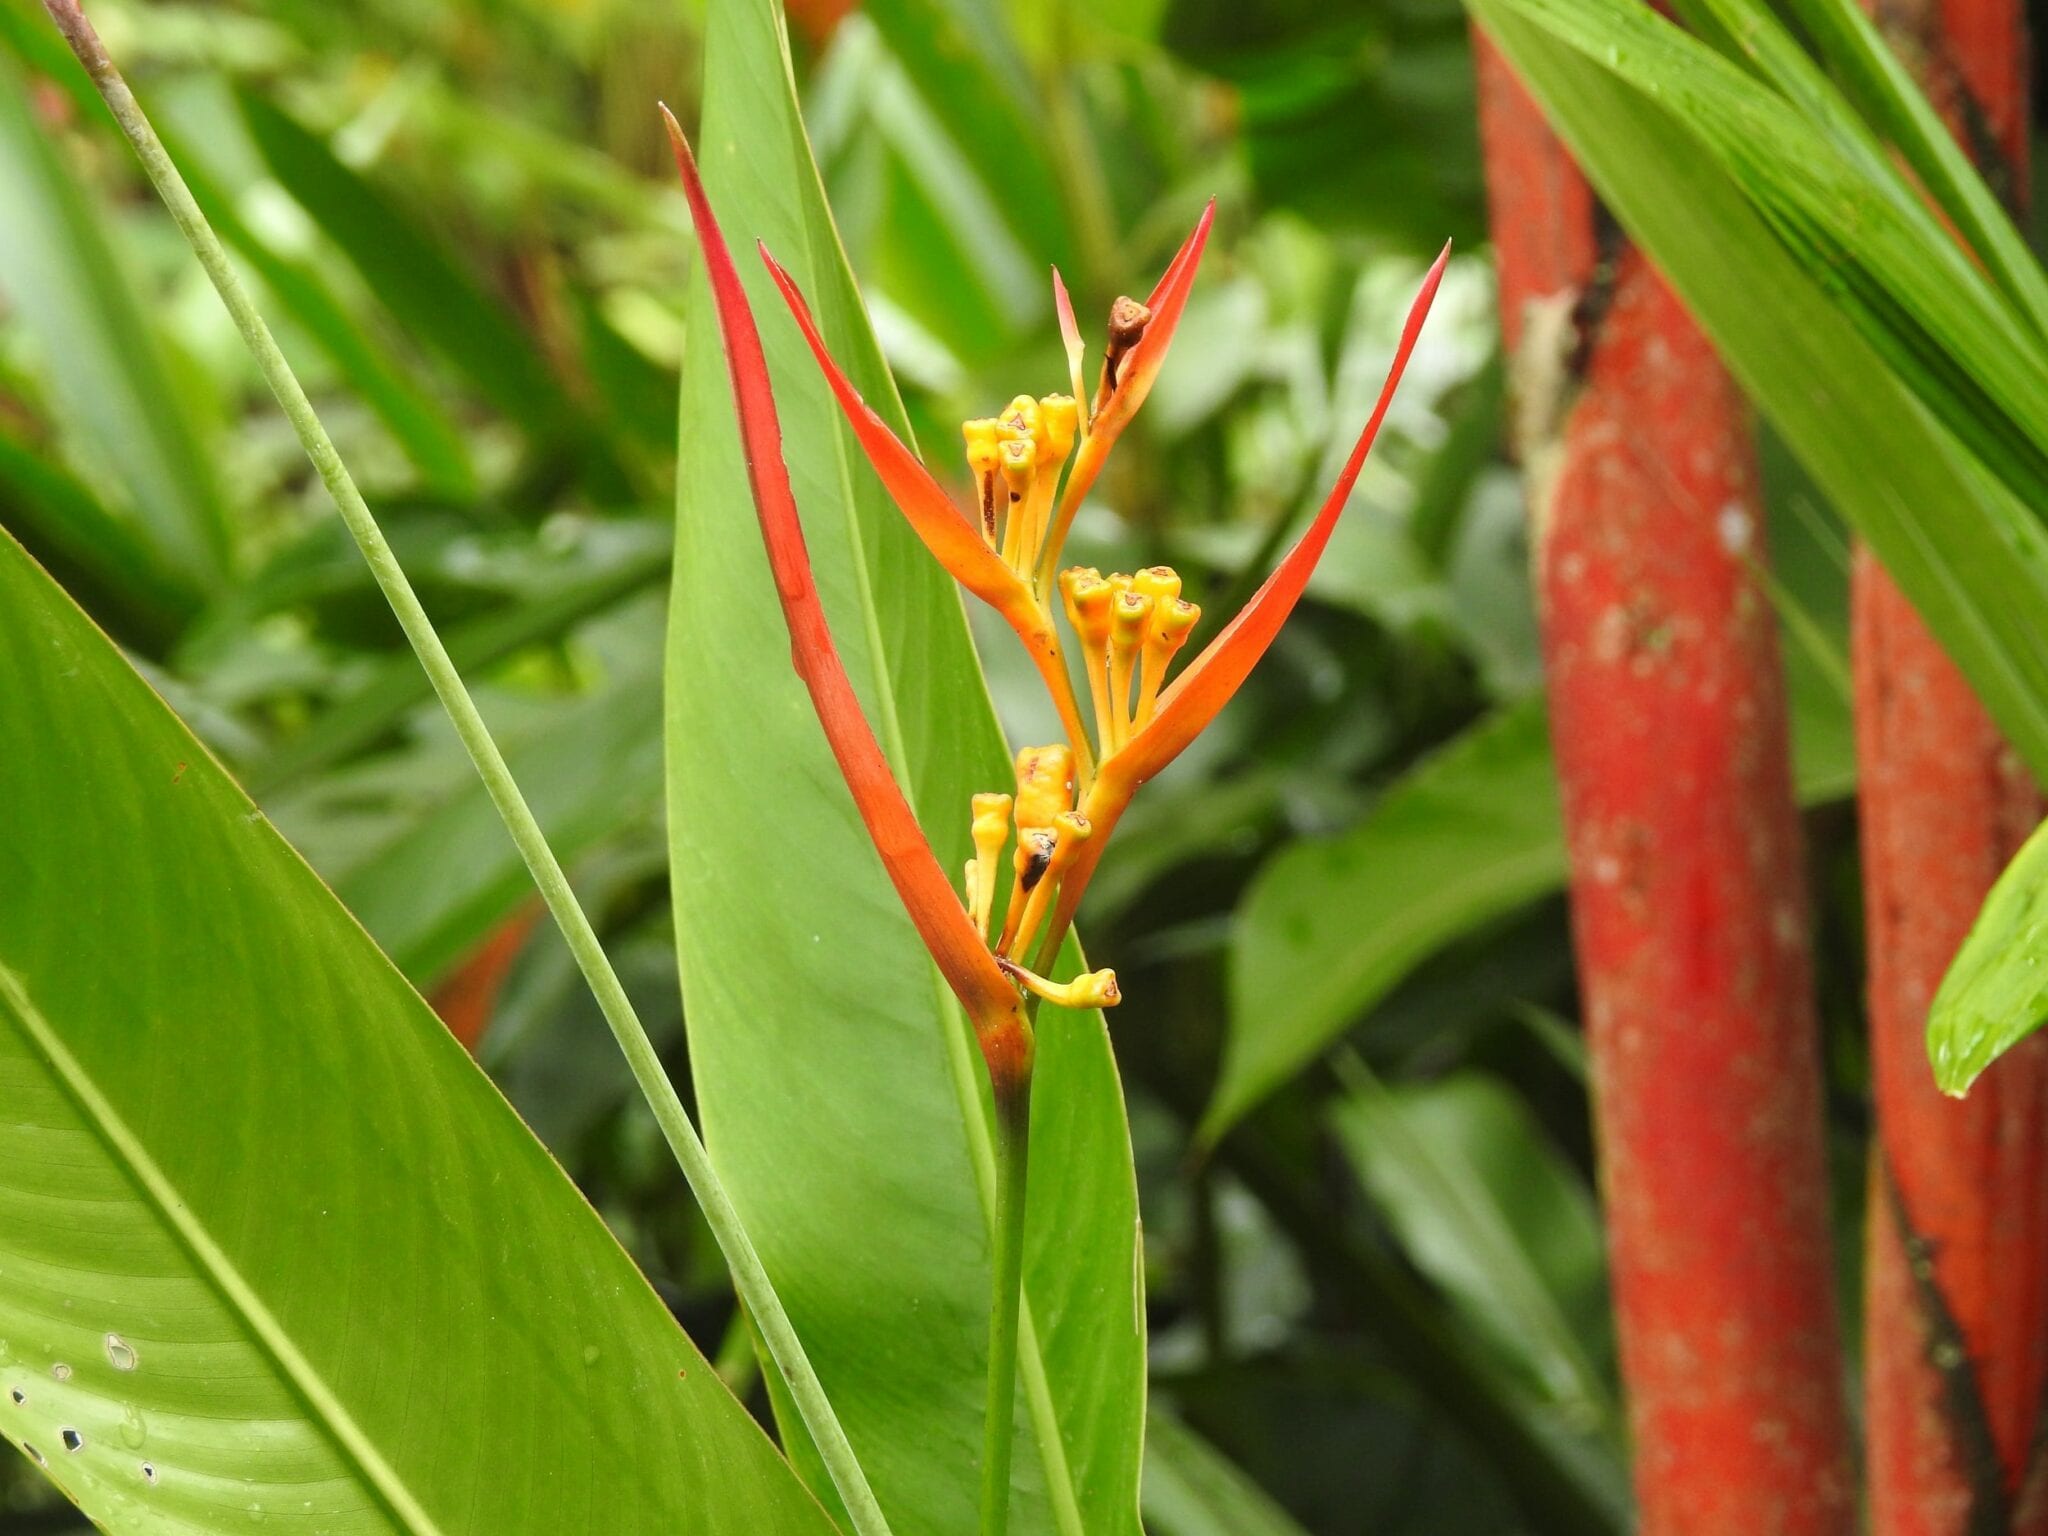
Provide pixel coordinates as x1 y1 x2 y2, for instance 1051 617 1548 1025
0 0 1910 1528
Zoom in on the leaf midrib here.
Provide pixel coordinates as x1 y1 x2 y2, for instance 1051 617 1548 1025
0 964 447 1536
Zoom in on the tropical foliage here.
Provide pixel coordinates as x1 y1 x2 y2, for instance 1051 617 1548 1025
6 0 2048 1529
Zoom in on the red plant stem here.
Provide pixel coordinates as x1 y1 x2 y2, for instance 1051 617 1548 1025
1474 37 1854 1534
1857 1 2048 1529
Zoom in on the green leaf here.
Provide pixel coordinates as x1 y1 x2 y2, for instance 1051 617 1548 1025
1210 668 1854 1137
1330 1060 1613 1426
1462 0 2048 786
233 89 635 503
0 51 230 594
0 528 834 1533
151 78 479 499
1140 1412 1310 1536
1714 0 2048 340
1927 816 2048 1094
812 18 1042 359
1209 699 1560 1140
667 0 1145 1530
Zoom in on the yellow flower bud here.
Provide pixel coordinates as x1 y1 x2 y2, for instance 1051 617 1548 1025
998 395 1041 443
1012 744 1076 831
968 791 1013 941
1110 590 1154 651
1060 568 1112 645
1133 565 1181 605
1038 394 1079 466
1136 598 1200 728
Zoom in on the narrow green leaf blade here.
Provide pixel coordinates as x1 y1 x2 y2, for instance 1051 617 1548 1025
667 0 1145 1529
861 0 1077 275
0 529 833 1533
0 52 230 592
0 22 477 498
1475 0 2048 522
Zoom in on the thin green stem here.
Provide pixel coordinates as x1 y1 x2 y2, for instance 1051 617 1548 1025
980 1073 1032 1536
39 6 890 1532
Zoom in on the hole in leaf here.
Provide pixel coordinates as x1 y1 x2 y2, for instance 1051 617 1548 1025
141 1461 157 1486
59 1428 81 1453
105 1335 136 1372
23 1443 43 1466
7 1390 22 1406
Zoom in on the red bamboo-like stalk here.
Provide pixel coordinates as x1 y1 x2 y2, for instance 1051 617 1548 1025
1858 3 2048 1529
1474 38 1855 1534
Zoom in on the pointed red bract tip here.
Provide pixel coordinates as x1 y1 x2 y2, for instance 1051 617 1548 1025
663 106 1023 1038
1113 241 1452 791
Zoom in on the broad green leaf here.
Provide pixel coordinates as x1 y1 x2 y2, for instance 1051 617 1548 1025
0 529 834 1534
1209 669 1855 1137
1928 817 2048 1094
0 51 229 594
1463 0 2048 784
1330 1060 1613 1426
1140 1412 1310 1536
233 90 635 504
667 0 1144 1530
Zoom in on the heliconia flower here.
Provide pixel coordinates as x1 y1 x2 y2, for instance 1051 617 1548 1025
664 103 1446 1060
